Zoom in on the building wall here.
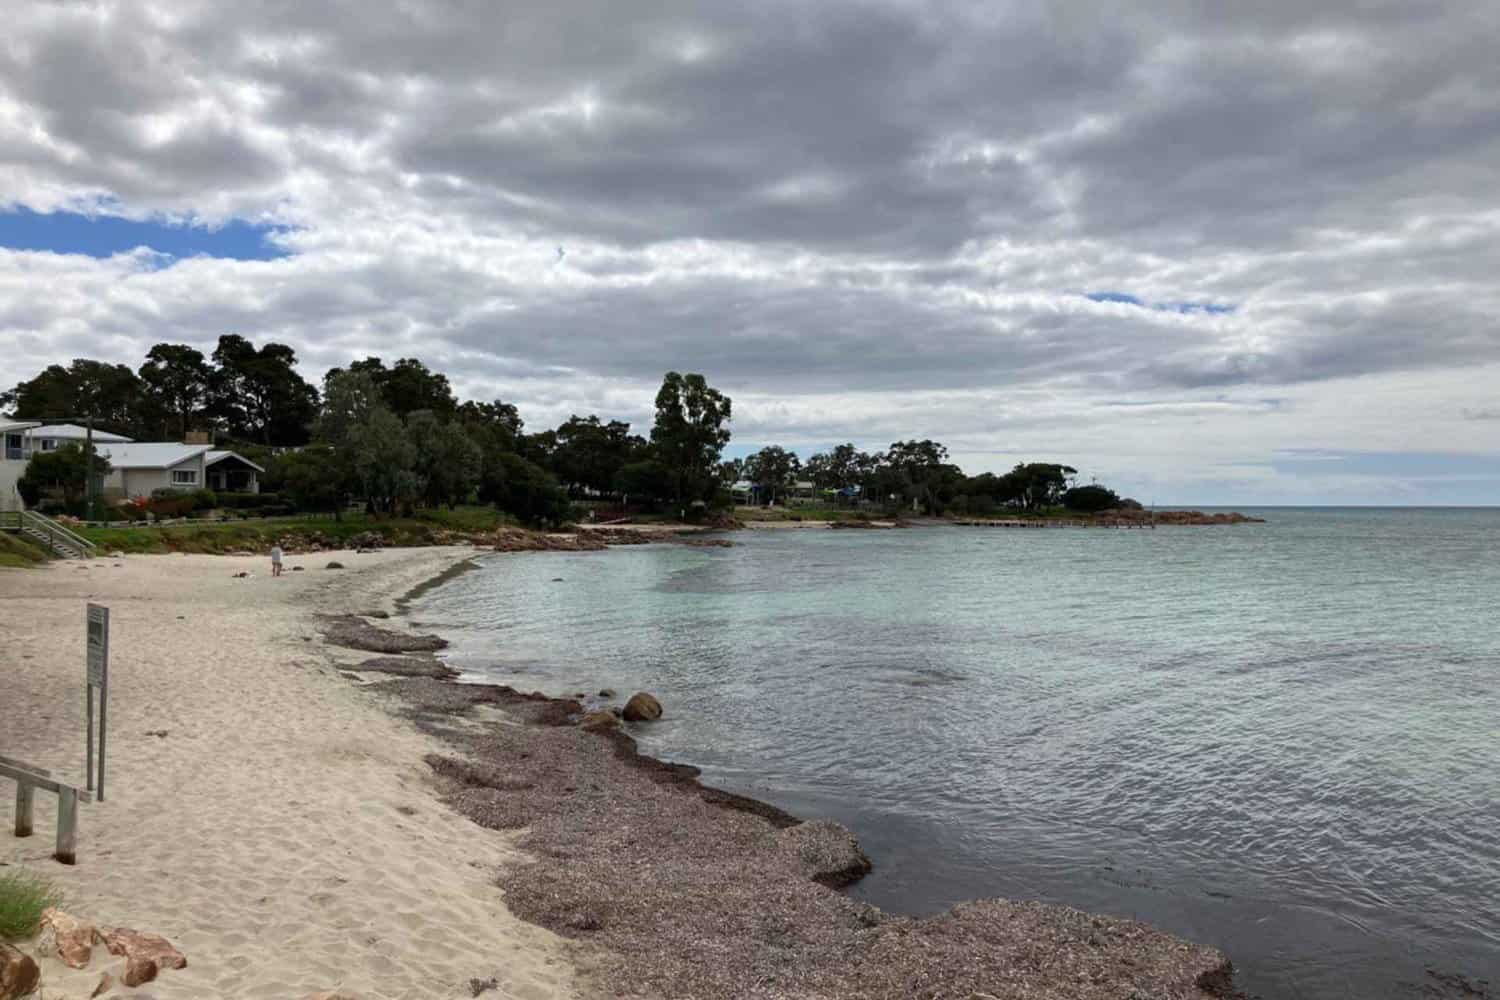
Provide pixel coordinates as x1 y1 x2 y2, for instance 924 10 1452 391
101 456 208 500
0 460 22 511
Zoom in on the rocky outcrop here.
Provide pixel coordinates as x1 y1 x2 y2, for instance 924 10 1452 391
348 531 385 551
0 943 40 1000
353 655 459 678
493 529 607 553
779 819 874 888
321 615 448 653
39 907 98 968
90 971 113 998
102 927 187 987
622 692 663 721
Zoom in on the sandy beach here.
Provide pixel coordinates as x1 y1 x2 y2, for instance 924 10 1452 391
1 548 580 1000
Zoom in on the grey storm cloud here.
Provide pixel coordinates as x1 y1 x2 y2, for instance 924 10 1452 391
2 0 1499 500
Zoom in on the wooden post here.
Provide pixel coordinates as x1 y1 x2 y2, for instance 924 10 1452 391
14 783 33 838
55 786 78 865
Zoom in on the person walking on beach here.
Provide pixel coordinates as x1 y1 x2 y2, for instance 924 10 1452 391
270 543 284 577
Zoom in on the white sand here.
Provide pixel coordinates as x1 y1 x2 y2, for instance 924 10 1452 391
0 548 582 1000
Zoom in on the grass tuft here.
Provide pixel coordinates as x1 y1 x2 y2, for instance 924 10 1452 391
0 869 64 939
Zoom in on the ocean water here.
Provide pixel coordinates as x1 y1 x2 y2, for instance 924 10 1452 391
406 509 1500 998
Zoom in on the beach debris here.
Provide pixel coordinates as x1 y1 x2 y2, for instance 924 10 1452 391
0 943 40 1000
579 710 621 732
102 927 186 987
232 571 250 578
622 692 663 721
321 615 448 654
778 820 873 888
39 907 99 968
468 977 499 997
550 577 564 582
292 565 305 572
144 730 168 738
326 561 345 569
90 970 113 997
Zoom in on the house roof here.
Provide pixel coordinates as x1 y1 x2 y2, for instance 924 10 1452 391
0 420 39 434
96 443 210 469
206 450 266 473
26 423 134 443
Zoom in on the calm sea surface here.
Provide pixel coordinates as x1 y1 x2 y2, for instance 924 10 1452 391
407 508 1500 999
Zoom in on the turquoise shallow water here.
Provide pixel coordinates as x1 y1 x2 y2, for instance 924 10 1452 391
408 509 1500 998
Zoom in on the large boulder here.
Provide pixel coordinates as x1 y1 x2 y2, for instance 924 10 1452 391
39 907 98 968
778 819 873 888
0 943 39 1000
102 927 186 987
622 692 663 722
579 710 621 732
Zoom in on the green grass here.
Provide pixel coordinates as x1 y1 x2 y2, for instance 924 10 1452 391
734 505 879 523
76 505 516 555
0 532 52 568
0 869 63 939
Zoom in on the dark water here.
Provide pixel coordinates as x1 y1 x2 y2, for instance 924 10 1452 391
408 509 1500 998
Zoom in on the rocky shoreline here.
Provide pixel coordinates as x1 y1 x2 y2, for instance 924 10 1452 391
321 586 1243 1000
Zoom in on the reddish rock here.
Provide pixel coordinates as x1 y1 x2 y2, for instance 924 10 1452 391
103 927 186 987
40 907 99 969
91 971 114 997
622 692 663 722
580 710 621 732
0 943 40 1000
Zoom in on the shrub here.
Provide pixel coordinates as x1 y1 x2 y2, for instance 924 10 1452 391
1062 484 1121 513
190 489 218 511
0 869 64 939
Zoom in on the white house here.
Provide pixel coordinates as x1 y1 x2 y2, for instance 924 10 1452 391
95 443 212 499
0 419 38 511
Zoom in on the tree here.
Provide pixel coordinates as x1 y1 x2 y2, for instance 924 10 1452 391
2 360 144 435
138 344 212 439
1062 483 1120 513
1003 463 1078 512
457 400 523 448
17 443 111 509
350 407 419 513
492 451 571 527
327 357 457 419
407 410 481 509
743 445 801 504
873 440 964 514
277 445 346 517
549 415 643 497
650 372 732 510
209 335 319 445
615 459 674 507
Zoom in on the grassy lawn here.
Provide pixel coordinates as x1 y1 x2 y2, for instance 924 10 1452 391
0 531 52 568
76 506 514 555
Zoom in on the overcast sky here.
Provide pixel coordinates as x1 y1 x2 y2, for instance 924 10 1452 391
2 1 1498 503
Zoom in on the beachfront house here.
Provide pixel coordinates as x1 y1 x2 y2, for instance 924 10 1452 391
95 443 211 499
205 450 263 493
0 419 38 511
0 416 266 510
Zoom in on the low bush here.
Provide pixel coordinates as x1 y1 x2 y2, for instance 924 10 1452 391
0 869 64 939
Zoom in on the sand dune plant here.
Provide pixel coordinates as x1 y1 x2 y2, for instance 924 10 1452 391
0 869 63 939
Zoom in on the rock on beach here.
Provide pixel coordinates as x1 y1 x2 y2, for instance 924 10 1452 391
622 692 663 721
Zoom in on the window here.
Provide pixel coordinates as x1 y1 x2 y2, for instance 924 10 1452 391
171 469 199 485
3 434 22 461
40 439 57 451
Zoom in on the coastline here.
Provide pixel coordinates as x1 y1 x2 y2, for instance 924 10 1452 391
359 549 1243 999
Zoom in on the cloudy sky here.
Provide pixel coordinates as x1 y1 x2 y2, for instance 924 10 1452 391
2 1 1498 503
